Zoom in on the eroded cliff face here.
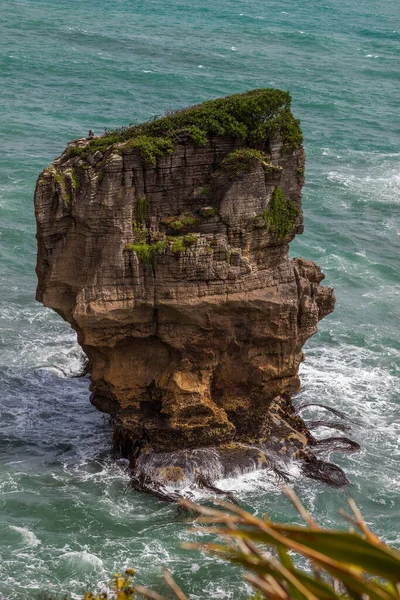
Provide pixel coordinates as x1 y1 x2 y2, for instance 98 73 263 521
35 91 338 487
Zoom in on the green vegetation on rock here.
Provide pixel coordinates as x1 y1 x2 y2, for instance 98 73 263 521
263 186 300 239
200 185 211 197
125 240 167 264
199 206 216 217
222 148 266 177
170 233 198 253
68 89 302 165
160 215 198 233
54 170 71 206
71 171 80 191
124 135 174 165
54 171 64 186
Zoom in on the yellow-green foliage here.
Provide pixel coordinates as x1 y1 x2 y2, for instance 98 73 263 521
125 240 167 264
54 171 65 186
132 221 147 243
68 89 302 165
83 569 137 600
125 135 174 166
82 568 187 600
222 148 266 177
71 171 80 191
54 171 71 206
264 186 300 239
171 233 197 253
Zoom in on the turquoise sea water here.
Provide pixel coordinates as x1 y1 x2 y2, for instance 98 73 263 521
1 0 399 597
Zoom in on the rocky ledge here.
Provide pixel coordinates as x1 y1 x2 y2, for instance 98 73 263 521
35 90 354 493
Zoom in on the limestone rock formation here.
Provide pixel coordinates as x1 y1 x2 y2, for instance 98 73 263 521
35 90 340 488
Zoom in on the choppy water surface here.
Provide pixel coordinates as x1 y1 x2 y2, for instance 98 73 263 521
1 0 399 597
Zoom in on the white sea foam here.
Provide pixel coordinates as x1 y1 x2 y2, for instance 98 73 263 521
323 150 400 206
297 343 400 475
327 168 400 203
58 551 104 575
9 526 41 547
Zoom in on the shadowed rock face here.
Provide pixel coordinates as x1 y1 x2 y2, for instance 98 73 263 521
35 93 336 486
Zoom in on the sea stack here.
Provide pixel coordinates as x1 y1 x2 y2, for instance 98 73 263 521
34 90 340 488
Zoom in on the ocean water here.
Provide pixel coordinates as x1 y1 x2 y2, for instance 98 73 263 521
0 0 399 597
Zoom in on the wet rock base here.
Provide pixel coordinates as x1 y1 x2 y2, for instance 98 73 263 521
113 397 359 503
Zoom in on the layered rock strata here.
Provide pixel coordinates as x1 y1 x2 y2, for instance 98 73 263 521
35 90 340 488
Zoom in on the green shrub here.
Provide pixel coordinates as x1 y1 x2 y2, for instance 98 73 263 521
153 239 168 254
170 216 197 232
171 238 186 253
171 234 198 253
125 242 153 263
125 135 174 166
131 221 147 243
184 125 209 145
263 186 300 239
68 89 302 164
169 221 185 232
161 215 198 233
125 239 167 264
222 148 266 178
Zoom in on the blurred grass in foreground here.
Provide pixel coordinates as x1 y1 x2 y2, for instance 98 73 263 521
81 488 400 600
